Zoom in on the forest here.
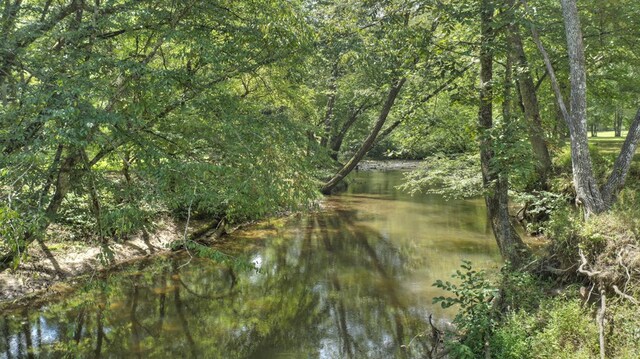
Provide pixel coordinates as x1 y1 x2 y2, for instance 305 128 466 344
1 0 640 358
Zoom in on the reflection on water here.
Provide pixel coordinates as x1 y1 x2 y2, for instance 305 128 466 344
0 171 501 358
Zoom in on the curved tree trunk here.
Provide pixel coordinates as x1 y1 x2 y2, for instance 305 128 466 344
602 108 640 204
321 78 406 195
480 0 529 266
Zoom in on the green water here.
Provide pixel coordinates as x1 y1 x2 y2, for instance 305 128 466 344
0 171 501 358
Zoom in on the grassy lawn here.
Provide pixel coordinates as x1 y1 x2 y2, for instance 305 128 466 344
587 131 640 171
589 131 632 154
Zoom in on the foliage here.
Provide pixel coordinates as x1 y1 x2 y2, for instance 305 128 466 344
491 299 599 359
0 0 320 264
511 190 570 234
380 100 478 159
433 261 499 357
498 265 549 313
400 153 483 199
434 261 639 359
0 205 42 268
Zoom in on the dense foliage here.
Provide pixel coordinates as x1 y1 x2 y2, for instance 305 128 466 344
1 0 322 265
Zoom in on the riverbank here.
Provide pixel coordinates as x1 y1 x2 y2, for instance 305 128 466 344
0 161 427 310
0 216 251 309
0 170 500 358
0 209 301 311
0 217 181 309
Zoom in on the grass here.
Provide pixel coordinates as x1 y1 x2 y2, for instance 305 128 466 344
588 130 626 139
588 131 640 162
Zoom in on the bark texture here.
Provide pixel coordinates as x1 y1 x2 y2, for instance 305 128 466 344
526 0 640 214
602 108 640 204
560 0 606 214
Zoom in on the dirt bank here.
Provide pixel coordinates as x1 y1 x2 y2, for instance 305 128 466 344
0 217 184 309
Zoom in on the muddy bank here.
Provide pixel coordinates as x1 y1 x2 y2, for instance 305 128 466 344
0 213 288 311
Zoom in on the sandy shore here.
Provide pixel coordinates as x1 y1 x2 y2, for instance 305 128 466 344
0 217 183 309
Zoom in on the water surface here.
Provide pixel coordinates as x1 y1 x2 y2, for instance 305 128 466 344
0 170 501 358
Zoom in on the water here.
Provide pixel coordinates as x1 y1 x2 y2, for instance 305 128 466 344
0 170 501 358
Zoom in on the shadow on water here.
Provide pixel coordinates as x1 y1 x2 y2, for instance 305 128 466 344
0 171 501 358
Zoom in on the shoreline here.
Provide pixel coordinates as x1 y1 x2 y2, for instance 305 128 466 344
0 217 182 311
0 212 296 312
0 161 423 311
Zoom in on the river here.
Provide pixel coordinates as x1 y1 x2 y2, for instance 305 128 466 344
0 170 501 358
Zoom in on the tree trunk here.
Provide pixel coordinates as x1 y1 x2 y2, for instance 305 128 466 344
480 0 529 266
560 0 606 215
601 108 640 205
0 151 80 270
509 24 552 186
613 108 622 137
321 78 406 195
328 101 371 161
522 0 640 215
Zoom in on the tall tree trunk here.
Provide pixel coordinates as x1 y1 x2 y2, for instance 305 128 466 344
522 0 570 124
560 0 606 215
508 24 552 186
321 78 406 195
480 0 529 266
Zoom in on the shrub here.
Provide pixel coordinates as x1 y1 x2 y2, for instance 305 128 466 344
433 261 499 358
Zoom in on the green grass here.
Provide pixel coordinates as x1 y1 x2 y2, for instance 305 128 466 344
588 130 627 139
588 131 640 160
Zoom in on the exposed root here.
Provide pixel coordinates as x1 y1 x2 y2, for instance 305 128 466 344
597 289 606 359
612 285 638 305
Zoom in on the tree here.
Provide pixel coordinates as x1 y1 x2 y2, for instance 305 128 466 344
507 9 552 187
319 0 469 193
321 78 406 194
478 0 529 265
0 0 320 268
524 0 640 215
